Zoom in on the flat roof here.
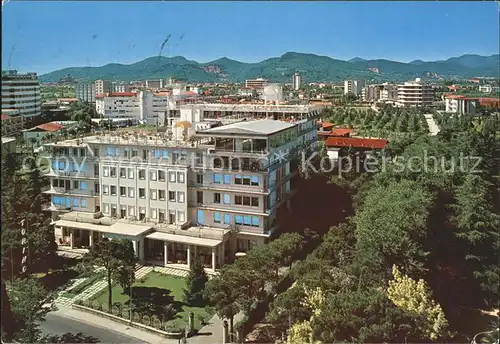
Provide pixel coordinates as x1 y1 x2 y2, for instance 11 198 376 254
199 119 296 136
146 231 222 247
2 137 16 144
54 220 152 237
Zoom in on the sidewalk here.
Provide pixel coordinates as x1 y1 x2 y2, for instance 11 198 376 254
54 306 178 344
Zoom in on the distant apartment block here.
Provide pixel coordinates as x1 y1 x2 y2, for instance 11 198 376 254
75 82 96 103
42 108 321 271
362 83 398 102
146 79 165 90
262 84 284 102
245 78 268 90
397 78 434 107
292 72 302 91
479 85 500 94
112 82 130 93
95 80 113 95
2 109 23 136
344 80 363 96
95 91 169 125
1 70 42 122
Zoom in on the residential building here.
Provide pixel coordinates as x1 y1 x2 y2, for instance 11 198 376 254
262 84 284 103
239 87 257 97
42 112 319 271
75 82 96 103
23 122 66 147
292 73 302 91
112 83 130 93
1 109 23 136
397 78 434 107
479 85 500 93
95 80 113 95
1 70 41 122
145 79 165 90
2 137 17 153
344 80 363 96
245 78 268 90
95 91 168 125
444 95 478 116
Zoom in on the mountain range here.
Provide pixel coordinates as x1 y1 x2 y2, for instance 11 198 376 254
39 52 500 83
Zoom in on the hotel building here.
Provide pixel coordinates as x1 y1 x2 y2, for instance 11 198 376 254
397 78 434 107
43 104 322 272
1 70 41 123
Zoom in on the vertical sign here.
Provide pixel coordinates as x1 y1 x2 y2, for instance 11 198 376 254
20 219 28 274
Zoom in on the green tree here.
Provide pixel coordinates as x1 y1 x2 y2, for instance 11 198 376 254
84 239 136 310
184 256 209 306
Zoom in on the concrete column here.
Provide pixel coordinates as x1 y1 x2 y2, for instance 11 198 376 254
221 241 225 266
88 230 93 247
211 247 216 272
187 245 191 268
164 241 168 266
138 237 145 262
69 229 74 249
132 240 138 257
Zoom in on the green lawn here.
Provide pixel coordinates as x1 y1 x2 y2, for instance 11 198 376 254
91 272 213 330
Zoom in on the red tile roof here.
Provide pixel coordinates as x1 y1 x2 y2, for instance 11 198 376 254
330 128 354 136
325 137 388 149
95 94 105 99
479 97 500 107
35 122 65 132
183 91 199 96
108 92 137 97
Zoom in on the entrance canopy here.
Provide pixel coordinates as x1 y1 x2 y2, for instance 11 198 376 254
54 220 152 237
146 231 222 248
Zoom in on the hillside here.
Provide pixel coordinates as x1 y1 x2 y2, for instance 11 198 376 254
39 52 500 83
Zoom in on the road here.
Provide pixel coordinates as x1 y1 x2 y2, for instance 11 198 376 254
41 312 143 343
424 113 440 136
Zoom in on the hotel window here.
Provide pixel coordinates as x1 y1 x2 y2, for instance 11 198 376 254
214 212 221 224
120 168 126 178
235 215 244 225
177 172 185 183
81 199 87 208
243 176 251 185
150 171 157 181
151 208 157 219
158 170 166 181
73 181 79 189
103 203 109 214
235 195 243 205
120 207 127 218
243 215 252 226
169 172 176 182
73 198 80 207
139 188 145 198
197 191 203 204
150 189 157 200
103 185 109 195
214 193 221 204
223 193 231 204
177 191 185 203
223 174 231 184
223 214 231 225
128 187 135 198
110 186 117 196
252 216 260 227
168 191 176 202
159 190 166 200
120 187 126 197
251 176 259 186
128 168 134 179
213 173 221 184
128 206 135 216
243 196 251 206
110 167 117 178
251 197 259 207
139 169 146 180
131 150 138 157
196 174 203 184
103 167 109 177
94 148 99 157
235 174 242 185
178 211 185 223
80 182 87 190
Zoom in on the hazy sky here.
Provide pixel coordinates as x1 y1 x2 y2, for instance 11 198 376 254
2 1 499 74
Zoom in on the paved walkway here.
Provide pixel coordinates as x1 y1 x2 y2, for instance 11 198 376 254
424 113 440 136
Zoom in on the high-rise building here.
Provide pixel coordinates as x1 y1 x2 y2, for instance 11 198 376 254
112 82 130 93
95 80 112 95
42 105 321 271
397 78 434 107
75 82 96 103
362 83 397 102
1 70 41 122
344 80 363 96
292 73 302 91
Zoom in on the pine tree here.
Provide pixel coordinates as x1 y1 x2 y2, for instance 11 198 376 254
184 256 208 306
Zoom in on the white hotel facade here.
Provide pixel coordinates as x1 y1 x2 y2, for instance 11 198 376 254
43 103 322 271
